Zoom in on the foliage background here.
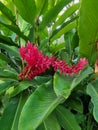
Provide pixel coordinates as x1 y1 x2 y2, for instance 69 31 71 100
0 0 98 130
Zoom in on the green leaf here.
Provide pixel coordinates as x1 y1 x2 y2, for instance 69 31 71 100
39 0 72 30
43 113 61 130
53 72 72 99
87 82 98 122
78 0 98 64
18 81 64 130
10 76 52 97
0 21 28 41
0 43 20 58
71 31 79 50
53 3 80 30
56 105 81 130
71 66 93 90
13 0 36 25
67 99 83 113
0 53 11 63
10 80 35 97
0 34 18 47
37 124 46 130
35 0 48 16
51 20 77 42
0 1 16 24
0 68 18 80
0 95 28 130
50 42 65 54
0 80 14 93
64 30 74 56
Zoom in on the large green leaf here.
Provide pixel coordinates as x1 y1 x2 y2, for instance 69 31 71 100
0 95 28 130
71 66 93 90
35 0 48 16
0 80 14 93
10 80 33 97
0 34 18 47
0 68 18 80
78 0 98 64
0 53 11 63
39 0 72 30
50 20 77 42
67 99 83 113
53 3 80 30
0 1 16 24
43 113 61 130
87 82 98 122
10 76 52 97
0 21 28 41
13 0 36 25
0 43 20 58
50 42 65 54
56 105 81 130
18 81 64 130
53 72 72 99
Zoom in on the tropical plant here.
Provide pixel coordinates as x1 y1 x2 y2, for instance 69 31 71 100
0 0 98 130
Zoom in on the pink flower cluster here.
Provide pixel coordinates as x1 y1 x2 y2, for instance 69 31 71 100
19 42 88 80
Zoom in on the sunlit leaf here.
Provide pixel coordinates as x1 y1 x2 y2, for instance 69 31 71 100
53 3 80 30
0 21 28 41
0 1 16 24
50 20 77 42
13 0 37 25
39 0 72 30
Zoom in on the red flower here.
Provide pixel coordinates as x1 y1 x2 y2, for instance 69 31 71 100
19 42 88 80
19 42 54 80
19 47 26 60
71 58 88 74
52 59 72 75
52 58 88 76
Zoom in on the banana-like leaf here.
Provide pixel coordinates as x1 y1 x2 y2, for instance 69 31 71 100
78 0 98 64
39 0 72 30
0 1 16 24
0 21 28 41
0 34 18 47
0 68 18 80
0 94 28 130
53 3 80 30
56 105 81 130
35 0 48 16
0 80 14 93
10 76 52 97
53 72 72 99
18 81 64 130
0 53 11 63
0 43 20 58
87 82 98 122
42 113 61 130
13 0 36 25
50 20 77 42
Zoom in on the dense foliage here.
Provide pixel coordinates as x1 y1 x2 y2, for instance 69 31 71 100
0 0 98 130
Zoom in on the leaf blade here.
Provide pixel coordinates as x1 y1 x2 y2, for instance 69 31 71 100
78 0 98 64
87 82 98 122
56 105 81 130
13 0 36 24
18 81 64 130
